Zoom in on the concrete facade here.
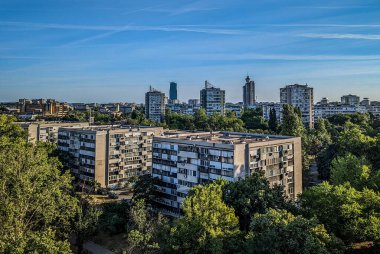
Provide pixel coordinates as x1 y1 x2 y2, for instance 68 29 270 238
151 131 302 214
58 125 163 188
280 84 314 129
17 122 89 143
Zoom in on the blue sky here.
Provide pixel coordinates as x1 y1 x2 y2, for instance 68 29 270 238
1 0 380 103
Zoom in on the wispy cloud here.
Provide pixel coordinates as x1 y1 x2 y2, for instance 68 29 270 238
299 33 380 40
272 23 380 28
0 55 50 60
0 21 244 35
187 53 380 61
293 5 371 10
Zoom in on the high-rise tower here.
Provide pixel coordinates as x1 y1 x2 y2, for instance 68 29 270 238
169 82 178 101
200 81 225 115
243 75 256 107
280 84 314 129
145 87 166 123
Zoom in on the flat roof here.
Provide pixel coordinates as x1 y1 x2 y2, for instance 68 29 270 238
59 125 163 132
156 131 296 145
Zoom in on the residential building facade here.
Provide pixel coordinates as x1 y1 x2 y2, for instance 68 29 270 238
18 98 71 117
200 81 225 116
341 94 360 106
17 122 89 143
145 87 166 123
152 131 302 214
280 84 314 129
58 126 163 188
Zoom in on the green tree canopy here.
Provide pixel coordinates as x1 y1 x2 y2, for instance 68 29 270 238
281 104 305 137
222 173 291 231
166 180 241 254
330 154 371 190
0 114 26 140
268 108 278 133
245 209 344 254
125 199 167 254
193 109 209 131
300 182 380 244
241 108 269 131
0 138 78 253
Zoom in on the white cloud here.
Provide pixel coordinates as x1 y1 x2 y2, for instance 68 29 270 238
299 33 380 40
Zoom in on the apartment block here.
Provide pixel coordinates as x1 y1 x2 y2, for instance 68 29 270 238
200 81 226 116
280 84 314 129
145 87 166 123
152 131 302 214
18 98 71 117
58 126 163 188
341 94 360 106
17 122 89 143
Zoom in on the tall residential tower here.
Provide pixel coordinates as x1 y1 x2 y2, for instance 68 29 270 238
280 84 314 129
200 81 225 115
145 87 166 123
243 75 256 107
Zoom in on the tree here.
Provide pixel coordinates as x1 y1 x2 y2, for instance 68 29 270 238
0 114 26 140
222 173 291 231
300 182 380 244
330 154 371 190
97 201 131 235
74 196 102 254
0 138 78 253
268 108 278 133
309 118 332 156
241 108 268 131
245 209 344 254
125 199 167 254
281 104 311 183
132 174 160 206
337 122 375 158
281 104 305 137
193 109 209 131
166 180 241 253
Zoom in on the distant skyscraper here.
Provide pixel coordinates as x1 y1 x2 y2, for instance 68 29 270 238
145 87 166 123
200 81 225 115
280 84 314 129
243 75 255 107
169 82 178 101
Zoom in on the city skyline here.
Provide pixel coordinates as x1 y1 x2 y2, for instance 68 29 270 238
1 0 380 102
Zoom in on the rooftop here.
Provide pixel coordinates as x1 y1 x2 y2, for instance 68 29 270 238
60 125 162 132
156 131 296 145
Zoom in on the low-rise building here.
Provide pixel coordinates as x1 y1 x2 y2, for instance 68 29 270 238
58 125 163 188
152 131 302 214
18 98 71 117
17 122 89 143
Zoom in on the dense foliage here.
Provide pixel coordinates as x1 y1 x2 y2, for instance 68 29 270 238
0 115 78 253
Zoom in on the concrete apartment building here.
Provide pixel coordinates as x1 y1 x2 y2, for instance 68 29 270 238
341 94 360 106
200 81 226 116
18 98 71 117
280 84 314 129
57 125 163 188
243 75 256 108
17 122 89 143
152 131 302 214
145 87 166 123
